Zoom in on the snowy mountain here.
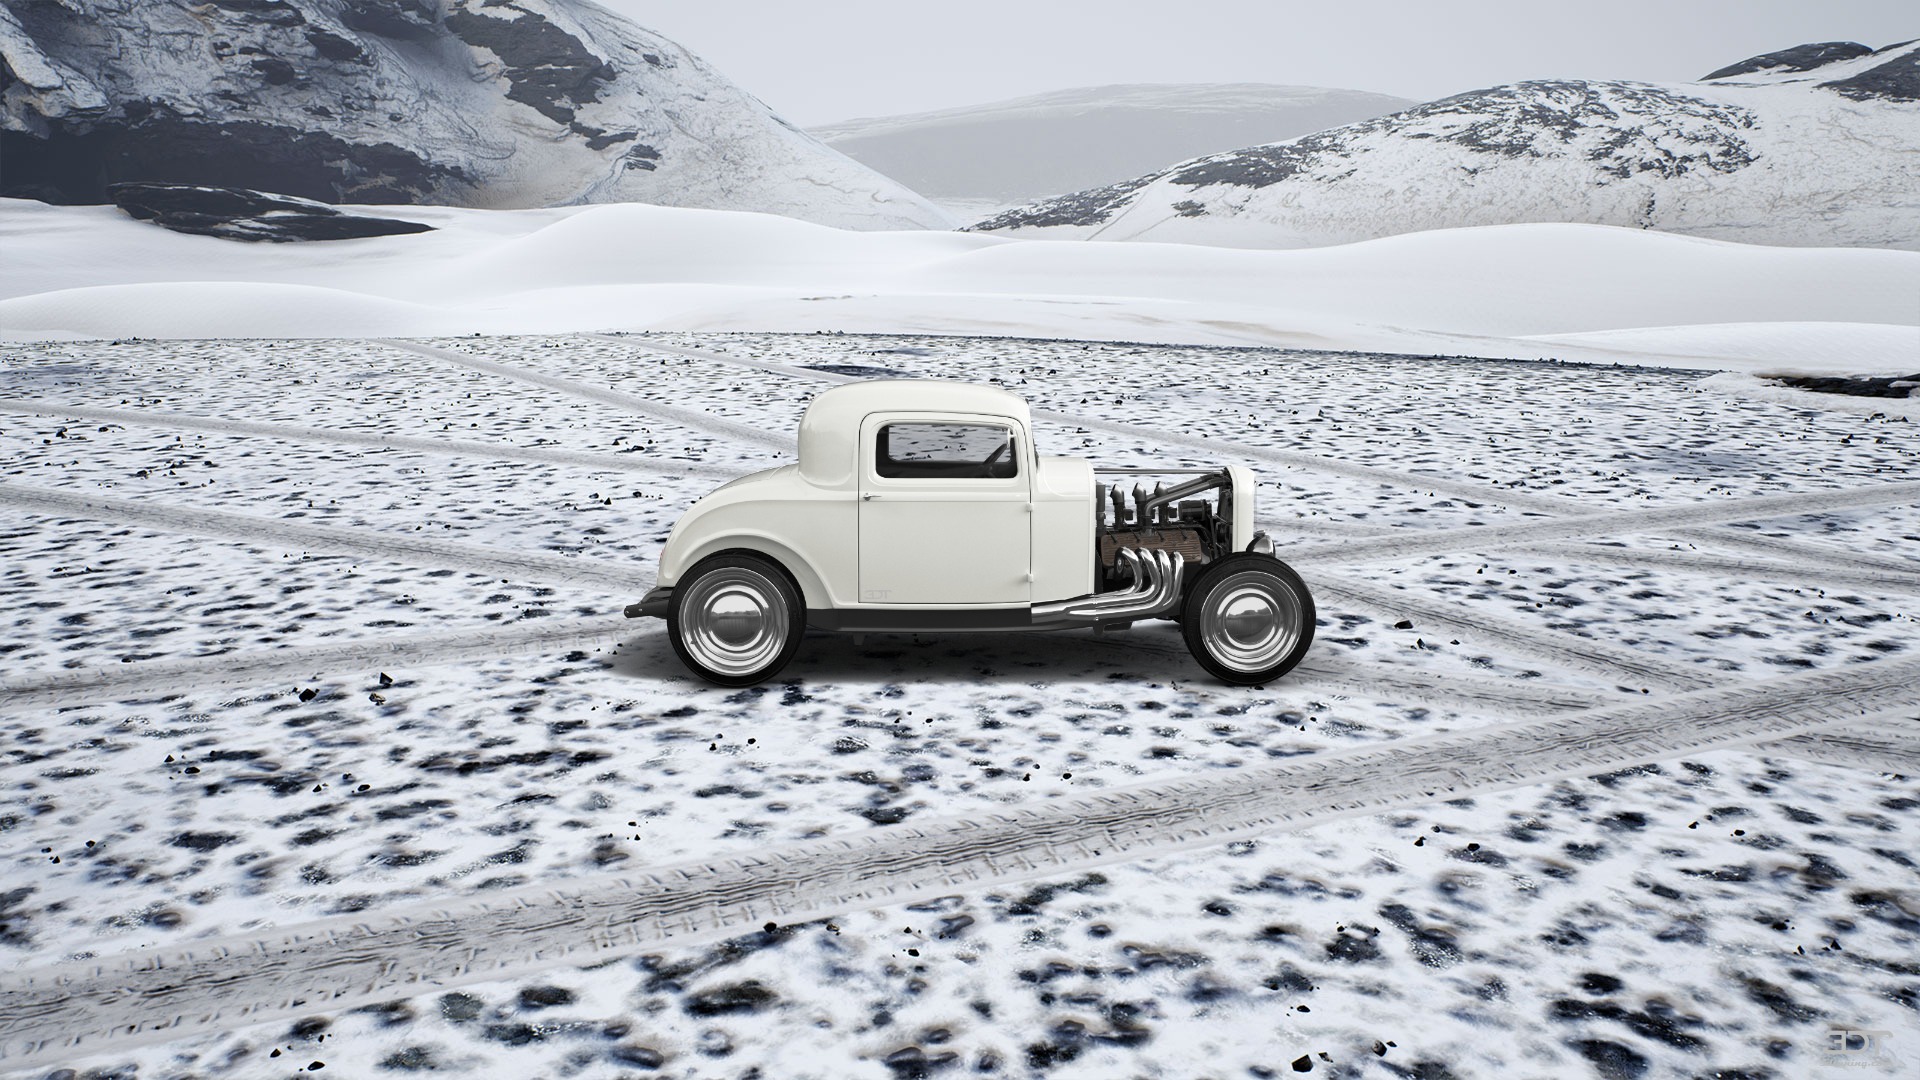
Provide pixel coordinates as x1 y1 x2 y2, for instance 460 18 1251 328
810 83 1415 217
0 0 950 230
973 40 1920 250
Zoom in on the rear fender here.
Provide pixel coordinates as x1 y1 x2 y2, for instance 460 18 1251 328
669 536 830 610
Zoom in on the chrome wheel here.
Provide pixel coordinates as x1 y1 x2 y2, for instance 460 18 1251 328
672 559 798 683
1196 570 1301 673
1181 554 1315 685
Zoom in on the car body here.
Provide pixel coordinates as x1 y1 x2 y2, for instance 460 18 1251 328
627 380 1314 685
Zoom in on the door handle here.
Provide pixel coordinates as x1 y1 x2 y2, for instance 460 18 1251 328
862 493 879 501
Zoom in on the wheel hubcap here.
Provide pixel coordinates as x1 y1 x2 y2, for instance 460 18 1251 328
680 568 788 677
1198 571 1301 674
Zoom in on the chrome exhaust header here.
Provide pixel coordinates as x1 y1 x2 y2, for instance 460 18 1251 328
1031 547 1185 630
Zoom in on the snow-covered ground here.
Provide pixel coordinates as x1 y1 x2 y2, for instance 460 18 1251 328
4 199 1917 389
1 332 1916 1078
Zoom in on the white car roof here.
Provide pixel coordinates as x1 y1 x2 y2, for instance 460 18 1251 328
797 379 1032 487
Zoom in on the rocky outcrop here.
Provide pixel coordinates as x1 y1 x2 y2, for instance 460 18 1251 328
0 0 949 230
1818 41 1920 101
108 182 434 241
1701 41 1875 80
973 41 1920 250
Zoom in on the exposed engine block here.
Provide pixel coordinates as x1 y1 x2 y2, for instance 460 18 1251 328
1099 527 1210 568
1095 472 1234 588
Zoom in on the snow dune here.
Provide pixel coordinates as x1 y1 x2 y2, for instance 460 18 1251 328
2 198 1915 374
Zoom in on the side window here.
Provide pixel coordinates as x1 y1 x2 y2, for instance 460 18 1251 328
876 422 1018 479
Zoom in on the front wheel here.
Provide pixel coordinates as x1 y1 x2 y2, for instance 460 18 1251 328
668 553 806 687
1180 554 1315 686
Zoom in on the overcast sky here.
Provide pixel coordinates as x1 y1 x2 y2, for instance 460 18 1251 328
592 0 1915 126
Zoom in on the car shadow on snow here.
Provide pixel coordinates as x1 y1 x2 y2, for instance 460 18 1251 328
600 622 1207 687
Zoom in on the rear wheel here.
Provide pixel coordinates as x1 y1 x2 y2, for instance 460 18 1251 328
1180 553 1315 686
669 553 805 687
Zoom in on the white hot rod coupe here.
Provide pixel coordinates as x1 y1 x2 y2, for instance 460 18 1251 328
626 380 1315 686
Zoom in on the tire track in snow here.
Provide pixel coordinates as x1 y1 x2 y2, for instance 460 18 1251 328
1314 577 1721 693
1083 628 1624 716
380 339 792 452
1688 528 1920 580
1516 542 1920 597
1281 481 1920 569
618 336 1917 579
0 483 653 592
1288 654 1619 715
0 615 637 712
5 657 1914 1069
1763 724 1920 775
0 399 738 480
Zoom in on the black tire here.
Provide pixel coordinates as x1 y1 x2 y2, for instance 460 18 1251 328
1180 553 1315 686
668 552 806 687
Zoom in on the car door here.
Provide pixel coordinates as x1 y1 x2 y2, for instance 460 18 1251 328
858 413 1032 606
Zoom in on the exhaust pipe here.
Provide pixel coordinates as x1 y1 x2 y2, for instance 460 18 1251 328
1031 547 1184 630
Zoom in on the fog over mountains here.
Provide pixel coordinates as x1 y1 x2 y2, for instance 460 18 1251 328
0 0 950 230
810 83 1415 215
973 40 1920 250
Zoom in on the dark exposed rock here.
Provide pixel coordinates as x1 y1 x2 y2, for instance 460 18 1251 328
338 1 439 42
1849 889 1920 933
1549 998 1705 1050
208 0 308 27
683 980 777 1016
108 182 432 242
1323 925 1383 963
1580 972 1625 995
1739 975 1820 1023
1703 42 1874 80
3 104 467 207
517 985 576 1009
1005 872 1108 915
483 1022 545 1046
609 1044 666 1069
1770 373 1920 399
438 992 484 1022
304 29 364 63
1825 42 1920 100
442 3 614 128
970 173 1154 231
1570 1038 1648 1079
1379 902 1464 968
0 886 35 947
169 830 239 851
378 1045 440 1071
